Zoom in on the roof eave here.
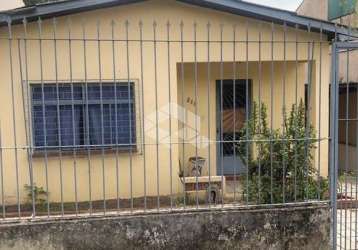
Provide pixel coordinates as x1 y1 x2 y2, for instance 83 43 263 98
0 0 353 40
0 0 146 26
178 0 353 40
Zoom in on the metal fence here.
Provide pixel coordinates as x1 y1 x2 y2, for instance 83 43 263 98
0 16 333 224
332 40 358 250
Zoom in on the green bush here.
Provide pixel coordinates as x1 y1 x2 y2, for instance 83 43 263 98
237 100 328 204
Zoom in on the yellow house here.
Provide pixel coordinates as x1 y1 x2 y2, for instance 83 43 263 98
0 0 350 215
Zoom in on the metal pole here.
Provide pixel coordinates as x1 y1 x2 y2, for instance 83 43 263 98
193 22 199 209
294 23 299 202
232 24 237 203
37 17 50 217
81 20 93 215
7 19 21 218
53 18 64 217
270 22 274 204
167 21 173 210
111 20 120 213
330 40 338 250
180 21 186 209
153 21 160 211
305 23 314 202
96 21 106 215
125 20 134 212
344 36 350 250
317 24 323 201
258 23 262 204
282 22 287 204
66 18 79 216
22 18 36 218
220 24 224 207
206 22 212 208
245 20 250 205
139 21 147 211
17 28 32 218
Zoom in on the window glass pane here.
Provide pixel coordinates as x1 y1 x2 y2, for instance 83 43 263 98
32 84 83 102
87 84 101 100
33 106 44 147
113 103 136 145
59 85 83 101
46 106 59 147
32 86 43 102
87 83 134 101
33 105 58 147
103 84 115 99
32 85 56 102
88 104 102 145
32 82 136 150
59 105 83 147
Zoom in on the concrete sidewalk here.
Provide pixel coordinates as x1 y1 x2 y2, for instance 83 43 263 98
338 209 358 249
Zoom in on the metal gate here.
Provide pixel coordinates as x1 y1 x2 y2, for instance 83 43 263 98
331 41 358 250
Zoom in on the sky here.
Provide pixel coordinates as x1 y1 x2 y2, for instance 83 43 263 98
0 0 304 11
245 0 303 10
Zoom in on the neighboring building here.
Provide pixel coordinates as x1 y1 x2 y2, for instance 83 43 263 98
299 0 358 173
0 0 347 207
298 0 358 25
297 0 329 20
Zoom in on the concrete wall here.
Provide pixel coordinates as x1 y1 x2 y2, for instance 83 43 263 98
0 203 330 250
0 0 331 204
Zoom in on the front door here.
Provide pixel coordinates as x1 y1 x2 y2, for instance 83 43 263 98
216 79 251 176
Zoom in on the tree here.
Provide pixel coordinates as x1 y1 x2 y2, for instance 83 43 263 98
23 0 61 6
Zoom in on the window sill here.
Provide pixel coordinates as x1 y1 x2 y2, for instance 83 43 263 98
31 146 138 158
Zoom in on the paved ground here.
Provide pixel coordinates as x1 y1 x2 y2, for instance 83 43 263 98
338 209 358 250
340 179 358 199
338 179 358 249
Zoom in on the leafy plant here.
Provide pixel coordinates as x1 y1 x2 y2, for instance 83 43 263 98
24 183 48 207
237 100 328 204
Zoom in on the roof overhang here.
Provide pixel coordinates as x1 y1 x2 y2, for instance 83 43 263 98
0 0 146 25
0 0 354 40
179 0 355 40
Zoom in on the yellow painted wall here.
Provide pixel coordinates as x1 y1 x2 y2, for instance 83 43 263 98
0 0 330 204
178 61 309 177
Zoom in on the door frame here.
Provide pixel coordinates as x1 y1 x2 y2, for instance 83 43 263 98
216 79 252 176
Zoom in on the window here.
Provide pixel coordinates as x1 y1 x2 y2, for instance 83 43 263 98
31 82 136 151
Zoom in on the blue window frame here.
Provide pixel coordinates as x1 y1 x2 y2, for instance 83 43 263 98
31 82 136 151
